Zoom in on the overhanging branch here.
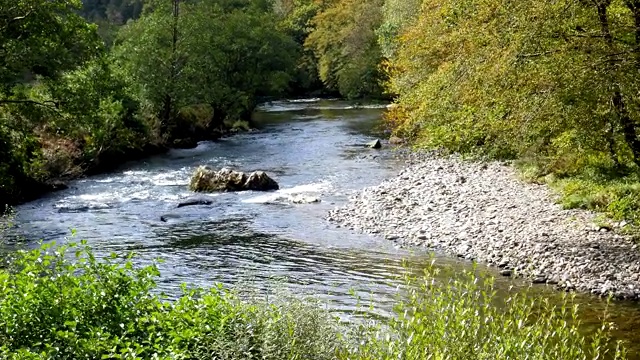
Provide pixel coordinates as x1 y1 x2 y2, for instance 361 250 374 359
0 99 58 108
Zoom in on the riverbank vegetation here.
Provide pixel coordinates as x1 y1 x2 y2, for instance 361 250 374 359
0 242 626 359
0 0 388 210
378 0 640 225
6 0 640 223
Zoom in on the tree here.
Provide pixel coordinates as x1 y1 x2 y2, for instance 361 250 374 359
385 0 640 174
305 0 385 99
0 0 102 207
273 0 324 93
114 0 298 136
0 0 101 96
376 0 421 60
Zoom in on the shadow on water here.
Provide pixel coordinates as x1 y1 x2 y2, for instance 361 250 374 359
8 98 640 358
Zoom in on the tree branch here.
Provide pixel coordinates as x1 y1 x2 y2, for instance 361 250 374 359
0 99 67 117
516 50 561 58
0 9 34 32
0 99 58 108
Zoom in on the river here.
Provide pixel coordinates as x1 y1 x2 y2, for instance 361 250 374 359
9 99 640 357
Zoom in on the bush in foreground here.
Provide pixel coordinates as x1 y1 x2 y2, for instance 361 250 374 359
0 243 628 359
0 242 343 359
349 263 628 360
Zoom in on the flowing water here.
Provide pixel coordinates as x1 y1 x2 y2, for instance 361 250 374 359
9 99 640 357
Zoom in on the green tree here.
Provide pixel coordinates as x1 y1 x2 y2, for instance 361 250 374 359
115 0 297 136
0 0 101 96
305 0 385 99
273 0 324 93
0 0 102 207
376 0 421 60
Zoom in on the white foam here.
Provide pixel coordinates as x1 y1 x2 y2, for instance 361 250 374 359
77 193 113 202
242 193 283 204
148 168 189 186
279 181 331 194
242 181 331 204
287 98 323 103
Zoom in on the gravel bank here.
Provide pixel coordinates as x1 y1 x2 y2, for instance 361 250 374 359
328 153 640 299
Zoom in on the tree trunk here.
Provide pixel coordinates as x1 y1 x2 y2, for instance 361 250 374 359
160 0 180 138
161 94 173 136
597 2 640 166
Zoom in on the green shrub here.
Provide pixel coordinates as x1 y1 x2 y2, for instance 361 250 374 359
345 262 628 360
0 244 627 360
0 242 345 360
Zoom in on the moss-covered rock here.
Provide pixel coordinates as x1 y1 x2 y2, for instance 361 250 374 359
189 166 279 192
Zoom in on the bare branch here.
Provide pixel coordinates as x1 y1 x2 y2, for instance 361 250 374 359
0 99 68 120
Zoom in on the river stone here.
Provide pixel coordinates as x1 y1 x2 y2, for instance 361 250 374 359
368 139 382 149
290 195 320 204
189 166 278 192
389 136 404 145
177 195 215 208
500 269 513 277
244 171 279 191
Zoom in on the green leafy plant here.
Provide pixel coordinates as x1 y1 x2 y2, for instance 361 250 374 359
346 262 628 360
0 242 346 360
0 243 628 360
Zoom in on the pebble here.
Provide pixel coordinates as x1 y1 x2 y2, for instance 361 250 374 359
327 152 640 299
500 270 513 277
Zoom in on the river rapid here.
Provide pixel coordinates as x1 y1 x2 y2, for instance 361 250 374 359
9 99 640 357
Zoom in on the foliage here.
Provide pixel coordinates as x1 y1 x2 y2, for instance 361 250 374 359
46 58 147 161
0 243 628 359
0 0 101 94
376 0 420 60
80 0 144 24
0 0 104 205
273 0 324 93
305 0 386 99
0 242 346 360
346 262 628 360
114 0 298 135
383 0 640 223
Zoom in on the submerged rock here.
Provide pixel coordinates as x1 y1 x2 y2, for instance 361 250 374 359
290 195 321 204
189 166 278 192
177 195 215 208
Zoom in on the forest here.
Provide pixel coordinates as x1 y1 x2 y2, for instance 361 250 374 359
1 1 639 358
3 0 640 222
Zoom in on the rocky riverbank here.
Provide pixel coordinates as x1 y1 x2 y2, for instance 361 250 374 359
328 152 640 299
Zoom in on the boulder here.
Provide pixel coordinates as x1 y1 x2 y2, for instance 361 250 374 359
189 166 278 192
173 138 198 149
244 171 279 191
389 136 404 145
368 139 382 149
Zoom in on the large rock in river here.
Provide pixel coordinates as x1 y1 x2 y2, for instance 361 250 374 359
244 171 279 191
189 166 279 192
368 139 382 149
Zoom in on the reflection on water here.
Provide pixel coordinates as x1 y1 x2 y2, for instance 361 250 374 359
10 98 640 358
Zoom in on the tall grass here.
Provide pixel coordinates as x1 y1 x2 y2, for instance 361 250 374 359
0 243 629 359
